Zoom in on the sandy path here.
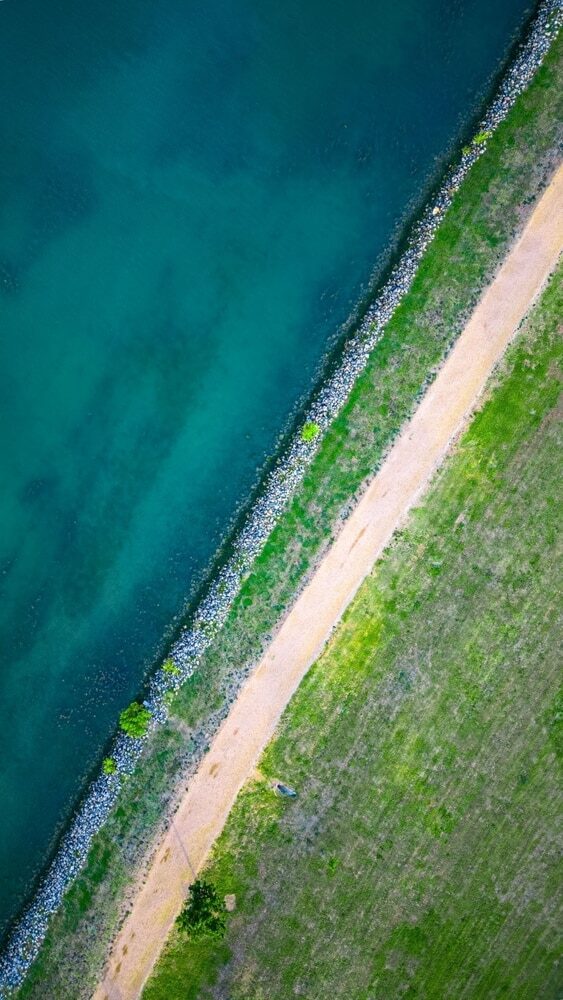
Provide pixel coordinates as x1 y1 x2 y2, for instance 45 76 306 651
95 165 563 1000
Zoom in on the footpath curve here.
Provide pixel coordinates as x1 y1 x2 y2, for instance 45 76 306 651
96 163 563 1000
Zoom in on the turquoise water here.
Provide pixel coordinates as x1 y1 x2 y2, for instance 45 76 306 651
0 0 531 933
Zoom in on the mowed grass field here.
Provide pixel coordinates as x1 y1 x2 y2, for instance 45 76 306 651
144 266 563 1000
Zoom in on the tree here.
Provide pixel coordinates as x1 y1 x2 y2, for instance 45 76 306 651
176 879 226 939
119 701 151 738
103 756 117 775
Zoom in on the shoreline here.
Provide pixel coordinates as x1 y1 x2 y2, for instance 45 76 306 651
97 165 563 1000
1 2 561 993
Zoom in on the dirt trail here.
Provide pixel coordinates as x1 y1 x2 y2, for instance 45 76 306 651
95 164 563 1000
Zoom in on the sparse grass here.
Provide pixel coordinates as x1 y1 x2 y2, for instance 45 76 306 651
144 266 563 1000
15 33 563 1000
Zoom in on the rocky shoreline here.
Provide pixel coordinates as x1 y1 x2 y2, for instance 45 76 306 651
0 1 560 993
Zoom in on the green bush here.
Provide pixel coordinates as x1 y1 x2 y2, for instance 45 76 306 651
473 129 493 145
102 757 117 776
301 421 321 443
119 701 152 739
162 657 180 675
176 879 226 940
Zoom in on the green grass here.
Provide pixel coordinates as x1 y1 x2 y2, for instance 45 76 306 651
144 265 563 1000
16 33 563 1000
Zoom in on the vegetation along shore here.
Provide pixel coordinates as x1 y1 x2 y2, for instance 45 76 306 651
3 2 562 996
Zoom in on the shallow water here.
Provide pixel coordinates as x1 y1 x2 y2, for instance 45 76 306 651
0 0 531 932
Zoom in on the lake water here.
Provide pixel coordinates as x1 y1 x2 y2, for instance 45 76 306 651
0 0 531 934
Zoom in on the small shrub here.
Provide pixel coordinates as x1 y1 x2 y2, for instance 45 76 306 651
473 129 493 146
119 701 151 739
327 856 340 877
176 879 227 939
301 421 321 443
102 757 117 776
162 657 180 676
